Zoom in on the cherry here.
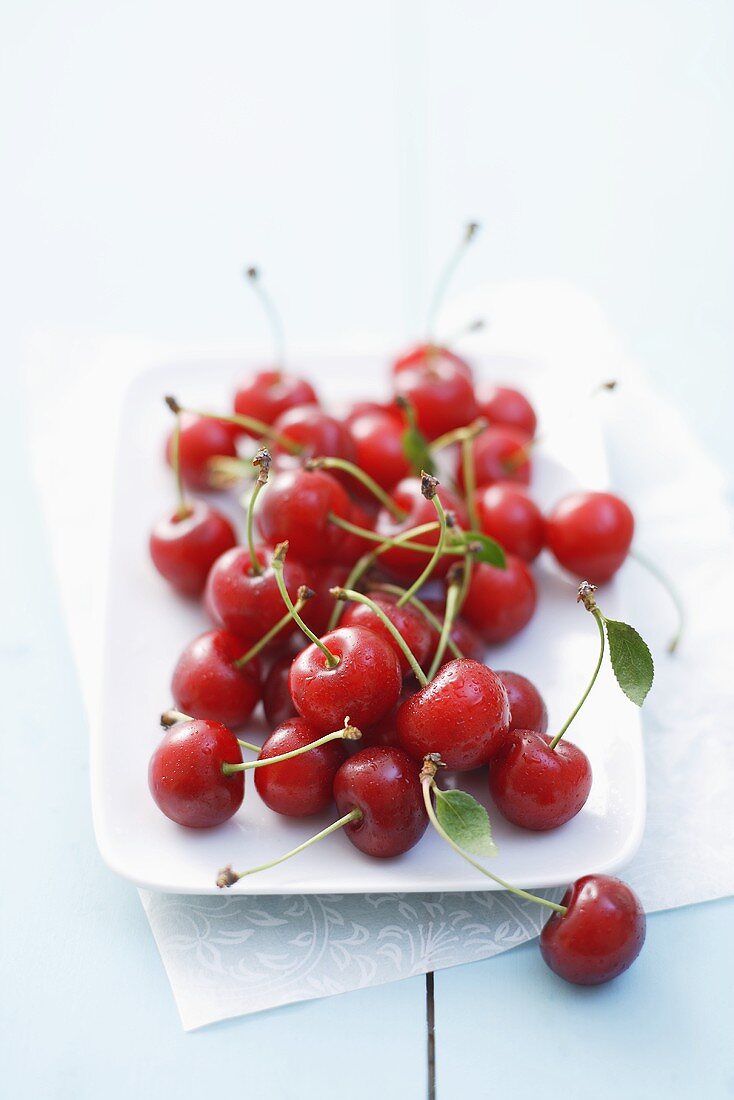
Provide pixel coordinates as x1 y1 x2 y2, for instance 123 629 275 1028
458 425 532 490
461 555 537 644
262 652 299 728
374 477 468 581
546 491 634 585
396 658 510 771
149 501 237 597
299 562 350 636
205 544 308 644
254 717 347 817
473 483 544 563
257 467 351 564
496 670 548 733
272 405 356 466
476 383 537 438
234 370 318 430
393 359 478 441
349 705 404 754
289 626 402 734
348 410 411 491
422 598 484 668
165 411 239 492
540 875 646 985
488 729 592 830
339 591 433 677
392 344 473 380
171 629 261 728
332 500 377 567
344 400 403 427
149 718 244 827
333 747 428 856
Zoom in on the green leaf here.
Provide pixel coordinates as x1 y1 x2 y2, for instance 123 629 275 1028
463 530 506 568
402 426 435 477
434 788 498 857
604 618 655 706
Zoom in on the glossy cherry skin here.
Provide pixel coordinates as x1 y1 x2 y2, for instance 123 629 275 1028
540 875 646 985
461 556 537 645
148 719 244 827
165 413 239 492
272 405 356 466
339 591 433 677
289 626 402 734
546 491 634 585
393 359 478 440
333 747 428 857
149 501 237 596
233 369 318 430
171 630 261 728
204 544 307 644
254 717 346 817
421 598 485 670
474 483 545 563
349 410 410 492
262 653 299 728
256 467 351 564
392 344 473 380
477 383 537 437
458 426 531 490
375 478 468 581
488 730 592 830
496 670 548 734
396 659 510 771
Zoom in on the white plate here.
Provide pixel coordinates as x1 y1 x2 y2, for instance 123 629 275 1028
93 355 645 895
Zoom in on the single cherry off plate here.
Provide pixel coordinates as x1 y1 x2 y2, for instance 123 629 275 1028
93 355 644 894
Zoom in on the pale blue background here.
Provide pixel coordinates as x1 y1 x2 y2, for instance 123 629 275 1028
1 3 733 1097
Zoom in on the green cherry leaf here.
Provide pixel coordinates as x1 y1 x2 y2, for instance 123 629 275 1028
402 426 435 477
604 618 655 706
462 530 506 568
434 788 498 857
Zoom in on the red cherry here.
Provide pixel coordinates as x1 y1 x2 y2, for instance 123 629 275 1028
348 411 411 492
421 599 485 669
392 344 473 380
350 705 403 754
332 500 377 566
256 468 351 564
149 718 244 827
474 483 544 562
393 359 478 440
333 746 428 856
149 501 237 596
344 400 403 428
233 369 318 430
458 426 531 490
461 556 537 644
546 491 634 585
289 626 402 734
540 875 646 985
299 563 350 636
204 544 307 643
339 591 433 677
171 629 261 728
262 652 299 728
165 413 239 492
272 405 356 466
477 383 537 437
488 729 592 830
495 670 548 733
396 658 510 771
375 478 468 581
254 717 346 817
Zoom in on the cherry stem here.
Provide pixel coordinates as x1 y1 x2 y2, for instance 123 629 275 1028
165 396 302 455
245 266 286 368
371 583 464 661
305 456 407 520
420 761 567 915
429 417 488 455
331 587 429 688
426 221 480 345
160 708 193 727
426 568 462 680
629 547 684 654
222 719 362 774
272 543 340 668
238 739 261 753
548 582 605 750
232 589 312 669
328 513 467 558
168 407 189 519
462 437 480 531
216 808 362 887
396 478 450 607
245 448 272 576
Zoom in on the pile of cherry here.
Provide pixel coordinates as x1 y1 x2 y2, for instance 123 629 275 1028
148 318 660 988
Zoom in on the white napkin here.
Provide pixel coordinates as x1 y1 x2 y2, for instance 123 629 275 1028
27 283 734 1029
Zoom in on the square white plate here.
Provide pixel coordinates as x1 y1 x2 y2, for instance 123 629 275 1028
93 355 644 894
